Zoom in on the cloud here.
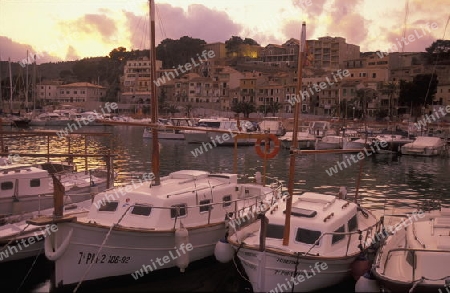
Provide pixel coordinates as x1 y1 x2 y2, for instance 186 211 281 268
325 0 368 45
383 26 437 52
125 3 242 49
0 36 61 64
59 13 118 44
65 46 79 61
293 0 327 16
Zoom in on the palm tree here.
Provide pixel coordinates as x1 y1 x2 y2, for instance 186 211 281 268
269 101 282 116
185 104 193 117
381 81 398 120
355 88 377 120
231 101 256 118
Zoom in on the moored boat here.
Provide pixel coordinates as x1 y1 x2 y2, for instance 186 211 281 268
400 136 446 156
33 170 282 288
373 208 450 292
0 158 110 220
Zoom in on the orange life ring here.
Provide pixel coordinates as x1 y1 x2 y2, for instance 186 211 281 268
255 134 280 159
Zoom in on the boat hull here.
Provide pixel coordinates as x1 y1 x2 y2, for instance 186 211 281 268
236 248 358 292
184 131 256 146
50 222 227 287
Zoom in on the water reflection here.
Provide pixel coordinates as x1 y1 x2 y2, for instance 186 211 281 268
2 125 449 216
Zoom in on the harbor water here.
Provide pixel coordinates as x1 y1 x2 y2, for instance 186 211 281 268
0 125 449 292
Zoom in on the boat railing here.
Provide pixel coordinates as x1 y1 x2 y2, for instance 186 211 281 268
115 179 283 229
303 216 383 257
380 247 450 281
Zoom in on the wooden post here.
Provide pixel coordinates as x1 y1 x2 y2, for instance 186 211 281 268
258 214 268 251
51 173 65 218
106 151 111 189
84 135 88 174
47 135 50 162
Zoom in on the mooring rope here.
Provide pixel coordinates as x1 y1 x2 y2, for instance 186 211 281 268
73 205 132 293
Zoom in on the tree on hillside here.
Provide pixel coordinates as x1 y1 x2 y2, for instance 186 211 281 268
109 47 128 61
225 36 260 57
399 73 438 116
156 36 207 69
425 39 450 64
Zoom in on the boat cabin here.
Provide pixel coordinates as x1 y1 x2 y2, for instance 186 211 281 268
87 170 274 230
264 192 362 256
0 165 51 199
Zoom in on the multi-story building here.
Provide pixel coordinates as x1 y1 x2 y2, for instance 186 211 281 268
306 36 360 69
202 42 226 60
260 38 300 66
57 82 106 109
37 80 64 105
120 57 163 104
435 83 450 106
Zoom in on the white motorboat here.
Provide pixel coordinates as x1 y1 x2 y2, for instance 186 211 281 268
279 129 316 150
0 158 111 220
227 191 381 292
342 137 370 151
32 169 281 288
183 117 259 146
373 208 450 292
143 117 195 140
315 135 344 150
258 117 286 136
400 136 446 156
373 134 414 153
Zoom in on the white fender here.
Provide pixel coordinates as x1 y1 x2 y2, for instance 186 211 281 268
174 226 190 272
45 228 73 261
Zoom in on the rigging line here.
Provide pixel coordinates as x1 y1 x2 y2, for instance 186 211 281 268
401 0 409 53
423 14 450 107
156 3 167 40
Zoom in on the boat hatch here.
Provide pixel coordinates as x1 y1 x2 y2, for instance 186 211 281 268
286 207 317 218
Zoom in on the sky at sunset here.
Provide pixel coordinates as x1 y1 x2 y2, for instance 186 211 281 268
0 0 448 64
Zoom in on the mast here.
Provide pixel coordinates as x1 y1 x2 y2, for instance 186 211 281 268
8 58 12 111
149 0 160 185
283 21 306 246
26 50 29 111
32 55 36 112
0 54 2 110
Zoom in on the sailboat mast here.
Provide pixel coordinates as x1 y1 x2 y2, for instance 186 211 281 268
32 55 36 112
26 50 29 111
283 21 306 246
0 54 2 110
149 0 160 185
8 58 12 111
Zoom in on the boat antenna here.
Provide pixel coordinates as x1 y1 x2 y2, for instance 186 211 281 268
149 0 160 185
283 21 306 246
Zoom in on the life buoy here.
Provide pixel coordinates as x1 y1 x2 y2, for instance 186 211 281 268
45 228 73 261
255 134 280 159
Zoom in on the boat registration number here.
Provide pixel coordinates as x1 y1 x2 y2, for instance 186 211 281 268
77 251 131 265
